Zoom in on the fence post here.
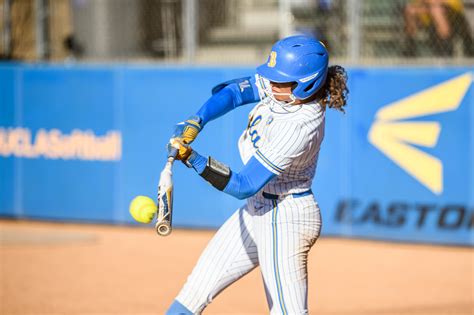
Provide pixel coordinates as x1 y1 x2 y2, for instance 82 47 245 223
182 0 197 63
35 0 50 60
347 0 361 63
279 0 292 38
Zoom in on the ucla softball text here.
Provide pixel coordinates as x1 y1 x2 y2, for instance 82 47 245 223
0 127 121 161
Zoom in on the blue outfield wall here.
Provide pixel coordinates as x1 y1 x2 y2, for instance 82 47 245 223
0 64 473 246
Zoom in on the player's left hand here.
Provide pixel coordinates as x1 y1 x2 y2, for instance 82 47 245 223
168 138 193 162
172 115 202 144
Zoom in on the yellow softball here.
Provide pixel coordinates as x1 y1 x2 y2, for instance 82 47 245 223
129 195 157 224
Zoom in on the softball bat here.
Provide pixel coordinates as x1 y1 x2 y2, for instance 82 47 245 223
155 157 174 236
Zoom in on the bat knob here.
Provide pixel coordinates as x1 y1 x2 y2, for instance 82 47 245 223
155 221 172 236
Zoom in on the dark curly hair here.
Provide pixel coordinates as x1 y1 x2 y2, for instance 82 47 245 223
317 65 349 113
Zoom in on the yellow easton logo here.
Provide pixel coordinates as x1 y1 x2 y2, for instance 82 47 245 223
368 73 472 195
267 51 277 68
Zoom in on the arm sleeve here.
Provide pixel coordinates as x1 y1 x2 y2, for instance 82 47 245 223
223 156 276 200
187 152 276 200
195 76 260 126
254 121 311 175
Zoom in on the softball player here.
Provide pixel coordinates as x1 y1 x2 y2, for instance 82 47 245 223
166 35 348 314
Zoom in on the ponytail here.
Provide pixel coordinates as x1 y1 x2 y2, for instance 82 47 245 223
319 65 349 113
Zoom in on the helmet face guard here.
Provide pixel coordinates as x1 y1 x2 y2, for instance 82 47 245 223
256 76 303 113
257 35 329 101
257 75 296 105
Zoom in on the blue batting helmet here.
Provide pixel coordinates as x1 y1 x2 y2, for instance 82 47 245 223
256 35 329 100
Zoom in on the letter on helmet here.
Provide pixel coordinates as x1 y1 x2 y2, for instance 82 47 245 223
256 35 329 100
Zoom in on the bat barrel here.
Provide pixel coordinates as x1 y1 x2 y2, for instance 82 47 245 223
155 157 174 236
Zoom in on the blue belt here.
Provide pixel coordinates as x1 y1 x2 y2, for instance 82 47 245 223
262 189 312 200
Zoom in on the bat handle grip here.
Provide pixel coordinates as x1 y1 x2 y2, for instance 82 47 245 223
165 157 175 169
168 147 178 159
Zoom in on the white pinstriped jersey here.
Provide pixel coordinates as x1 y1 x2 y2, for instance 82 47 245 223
174 76 325 314
238 80 326 195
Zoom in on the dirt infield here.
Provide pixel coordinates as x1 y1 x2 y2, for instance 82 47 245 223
1 219 472 315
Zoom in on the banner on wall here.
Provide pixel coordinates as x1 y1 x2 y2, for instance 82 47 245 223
316 69 473 246
0 64 472 246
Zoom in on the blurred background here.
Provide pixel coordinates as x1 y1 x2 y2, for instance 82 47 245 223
1 0 474 65
0 0 473 244
1 1 473 314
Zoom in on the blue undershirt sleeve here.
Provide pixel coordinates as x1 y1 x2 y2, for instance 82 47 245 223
187 151 207 174
195 76 260 126
223 157 276 200
187 151 276 200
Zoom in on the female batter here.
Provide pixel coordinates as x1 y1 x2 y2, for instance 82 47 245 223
166 35 348 314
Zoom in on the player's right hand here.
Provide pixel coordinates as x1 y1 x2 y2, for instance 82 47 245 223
168 138 192 162
172 115 202 144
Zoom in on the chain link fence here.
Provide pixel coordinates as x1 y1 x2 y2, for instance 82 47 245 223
1 0 473 64
291 0 474 64
291 0 348 59
359 0 474 61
